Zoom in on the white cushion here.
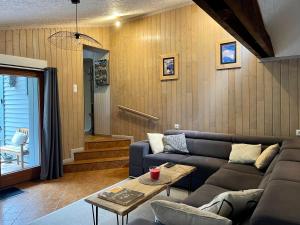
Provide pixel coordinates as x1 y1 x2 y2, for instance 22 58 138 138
147 133 164 154
229 144 261 164
151 200 232 225
255 143 279 170
199 189 264 220
11 132 27 146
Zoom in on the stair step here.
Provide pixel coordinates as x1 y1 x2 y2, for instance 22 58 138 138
74 147 129 160
64 157 129 173
82 146 129 152
85 139 131 150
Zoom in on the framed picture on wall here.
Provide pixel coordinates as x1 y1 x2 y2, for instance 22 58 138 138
160 53 178 81
216 40 241 70
95 58 109 87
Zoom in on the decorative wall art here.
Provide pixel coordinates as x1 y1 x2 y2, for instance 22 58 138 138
160 54 178 81
216 40 241 70
94 58 109 86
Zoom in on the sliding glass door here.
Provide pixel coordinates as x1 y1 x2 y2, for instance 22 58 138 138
0 71 41 176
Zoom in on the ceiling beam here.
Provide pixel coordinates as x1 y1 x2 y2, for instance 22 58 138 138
193 0 274 58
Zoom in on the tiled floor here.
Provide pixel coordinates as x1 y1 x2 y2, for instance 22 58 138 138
0 168 128 225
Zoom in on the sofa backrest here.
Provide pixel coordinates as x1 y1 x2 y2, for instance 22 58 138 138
251 139 300 225
164 130 283 159
232 135 282 150
165 130 233 159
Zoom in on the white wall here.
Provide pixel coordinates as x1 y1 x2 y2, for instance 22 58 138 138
258 0 300 57
83 48 111 135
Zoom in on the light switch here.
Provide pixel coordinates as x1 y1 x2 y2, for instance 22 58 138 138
73 84 78 93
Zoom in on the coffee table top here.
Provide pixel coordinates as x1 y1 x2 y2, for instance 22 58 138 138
85 164 196 216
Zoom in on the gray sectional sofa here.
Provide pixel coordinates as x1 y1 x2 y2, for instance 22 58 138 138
128 130 300 225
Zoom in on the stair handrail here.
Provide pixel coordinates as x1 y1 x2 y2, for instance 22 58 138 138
117 105 159 121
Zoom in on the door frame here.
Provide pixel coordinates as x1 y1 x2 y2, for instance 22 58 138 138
83 45 111 136
0 67 43 189
83 58 95 135
0 76 4 146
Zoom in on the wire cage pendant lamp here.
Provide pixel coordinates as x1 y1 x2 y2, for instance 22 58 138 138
48 0 102 51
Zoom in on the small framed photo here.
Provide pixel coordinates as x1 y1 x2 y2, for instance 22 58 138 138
216 40 241 70
160 54 178 81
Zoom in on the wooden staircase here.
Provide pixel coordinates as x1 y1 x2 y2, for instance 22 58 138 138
64 136 131 173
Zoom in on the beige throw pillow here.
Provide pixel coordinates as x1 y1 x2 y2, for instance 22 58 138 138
255 143 279 170
147 133 164 154
199 189 264 220
151 200 232 225
229 144 261 164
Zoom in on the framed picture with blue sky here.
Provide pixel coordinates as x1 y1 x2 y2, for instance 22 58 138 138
216 39 241 70
160 53 179 81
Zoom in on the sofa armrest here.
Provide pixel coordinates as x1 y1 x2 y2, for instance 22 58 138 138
129 141 151 177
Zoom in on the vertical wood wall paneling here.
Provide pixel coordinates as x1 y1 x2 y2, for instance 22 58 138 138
272 61 281 136
281 60 290 136
289 59 298 136
0 26 111 159
264 62 273 136
2 4 300 157
110 4 300 140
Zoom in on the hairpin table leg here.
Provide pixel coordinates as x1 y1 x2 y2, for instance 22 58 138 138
188 175 193 195
166 186 171 197
92 205 99 225
92 205 95 225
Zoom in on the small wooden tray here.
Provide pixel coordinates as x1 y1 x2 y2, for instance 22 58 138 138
138 174 172 186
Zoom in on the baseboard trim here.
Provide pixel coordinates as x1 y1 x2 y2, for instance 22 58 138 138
63 147 84 164
63 158 73 164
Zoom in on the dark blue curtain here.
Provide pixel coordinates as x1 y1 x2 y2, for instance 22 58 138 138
40 67 63 180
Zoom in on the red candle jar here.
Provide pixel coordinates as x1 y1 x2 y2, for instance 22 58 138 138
149 166 160 180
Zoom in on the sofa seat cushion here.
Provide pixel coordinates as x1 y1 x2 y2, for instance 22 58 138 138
222 164 264 176
143 153 189 169
128 219 161 225
258 173 271 189
183 184 229 207
251 180 300 225
270 161 300 183
206 169 263 191
278 148 300 162
180 156 227 173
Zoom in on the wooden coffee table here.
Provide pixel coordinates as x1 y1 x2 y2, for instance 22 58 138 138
85 164 196 225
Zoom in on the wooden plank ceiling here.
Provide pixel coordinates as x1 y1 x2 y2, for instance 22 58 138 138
193 0 274 58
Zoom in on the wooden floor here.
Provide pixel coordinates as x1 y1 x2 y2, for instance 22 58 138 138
0 168 128 225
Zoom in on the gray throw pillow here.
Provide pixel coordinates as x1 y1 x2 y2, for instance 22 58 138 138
199 189 264 220
163 133 189 154
151 200 232 225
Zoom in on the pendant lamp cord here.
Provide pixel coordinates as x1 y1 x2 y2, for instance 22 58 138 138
76 3 78 33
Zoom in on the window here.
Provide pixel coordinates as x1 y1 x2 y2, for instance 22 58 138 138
0 70 41 175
